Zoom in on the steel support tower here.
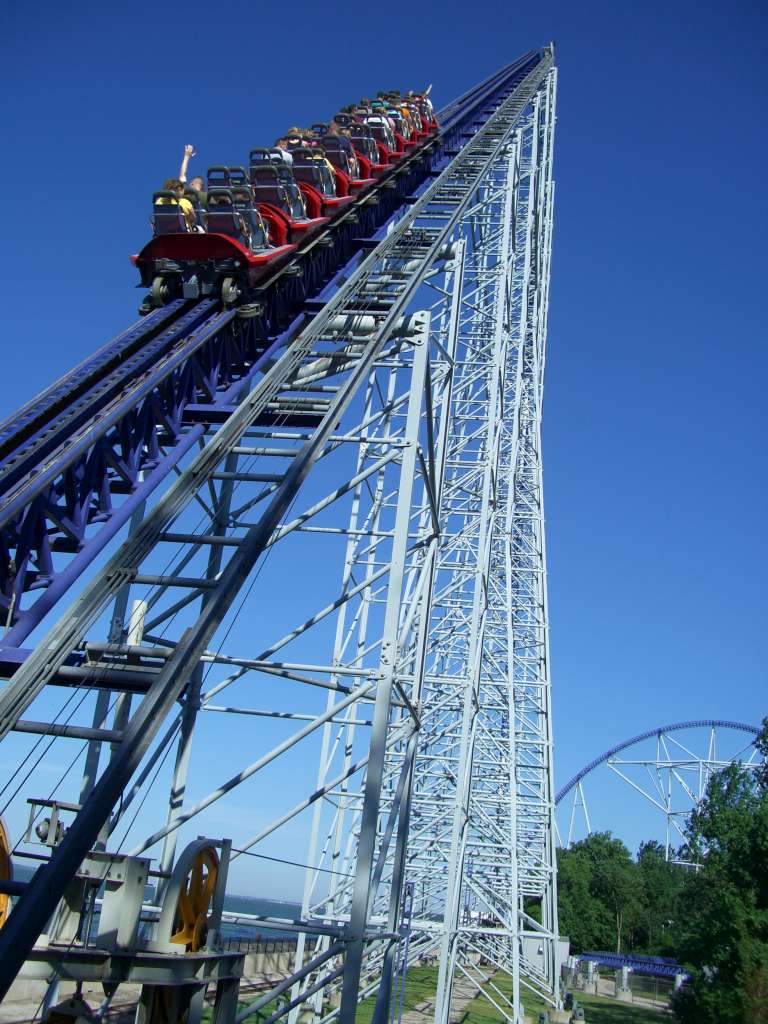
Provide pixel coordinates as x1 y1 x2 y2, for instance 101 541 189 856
0 47 558 1024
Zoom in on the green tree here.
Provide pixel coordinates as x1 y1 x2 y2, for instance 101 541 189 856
635 840 685 954
672 717 768 1024
557 832 642 953
583 832 643 953
557 843 612 952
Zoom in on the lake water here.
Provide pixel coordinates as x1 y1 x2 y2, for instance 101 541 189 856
13 862 304 942
221 894 303 941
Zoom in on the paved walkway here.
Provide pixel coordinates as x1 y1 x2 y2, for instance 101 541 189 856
400 973 487 1024
1 970 501 1024
595 975 672 1012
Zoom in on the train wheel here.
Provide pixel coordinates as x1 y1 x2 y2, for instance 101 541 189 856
0 818 11 928
169 845 218 952
236 302 263 321
221 278 240 307
150 276 170 306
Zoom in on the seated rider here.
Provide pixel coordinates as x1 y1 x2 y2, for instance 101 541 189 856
179 144 208 208
284 128 308 152
156 178 198 231
274 139 294 165
232 187 270 251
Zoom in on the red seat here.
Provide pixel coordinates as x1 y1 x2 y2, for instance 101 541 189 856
394 131 418 153
354 151 373 177
320 196 354 211
297 175 353 214
355 150 388 176
206 189 250 247
256 204 291 247
376 142 399 165
153 204 190 235
332 167 350 198
348 177 376 194
152 191 194 235
298 182 324 219
289 217 330 238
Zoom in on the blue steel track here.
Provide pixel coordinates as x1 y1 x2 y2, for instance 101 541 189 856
576 951 688 980
555 719 761 805
0 50 546 654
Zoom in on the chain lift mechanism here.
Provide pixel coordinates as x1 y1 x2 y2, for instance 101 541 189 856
0 46 558 1024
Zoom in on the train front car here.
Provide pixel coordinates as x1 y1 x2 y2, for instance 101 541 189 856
132 89 439 313
134 167 297 311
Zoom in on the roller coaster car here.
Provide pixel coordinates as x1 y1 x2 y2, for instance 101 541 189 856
362 117 401 165
133 181 296 309
402 105 430 139
249 150 329 244
319 136 376 194
289 147 355 215
337 120 388 176
390 96 438 136
384 110 416 152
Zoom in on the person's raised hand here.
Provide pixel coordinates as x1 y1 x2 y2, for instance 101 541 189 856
184 144 196 157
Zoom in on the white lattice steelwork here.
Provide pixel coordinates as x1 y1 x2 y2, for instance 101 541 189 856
0 49 558 1024
293 63 559 1024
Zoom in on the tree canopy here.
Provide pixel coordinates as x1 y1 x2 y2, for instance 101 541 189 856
555 717 768 1024
671 717 768 1024
557 832 683 956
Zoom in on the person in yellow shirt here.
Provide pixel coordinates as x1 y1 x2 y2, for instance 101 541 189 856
156 178 198 231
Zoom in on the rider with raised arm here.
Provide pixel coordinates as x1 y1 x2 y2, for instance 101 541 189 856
179 144 208 208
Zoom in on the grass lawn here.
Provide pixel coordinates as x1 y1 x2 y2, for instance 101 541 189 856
200 966 441 1024
203 967 669 1024
355 965 441 1024
461 972 668 1024
573 992 669 1024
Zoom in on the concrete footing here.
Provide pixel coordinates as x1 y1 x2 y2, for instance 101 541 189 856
243 950 294 975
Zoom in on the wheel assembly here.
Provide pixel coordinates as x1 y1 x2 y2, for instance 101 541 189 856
145 841 223 1023
0 818 11 929
236 302 263 320
169 845 219 952
155 839 225 954
221 277 240 307
150 276 171 307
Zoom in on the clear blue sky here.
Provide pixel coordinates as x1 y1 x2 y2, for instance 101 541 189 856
2 0 766 883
